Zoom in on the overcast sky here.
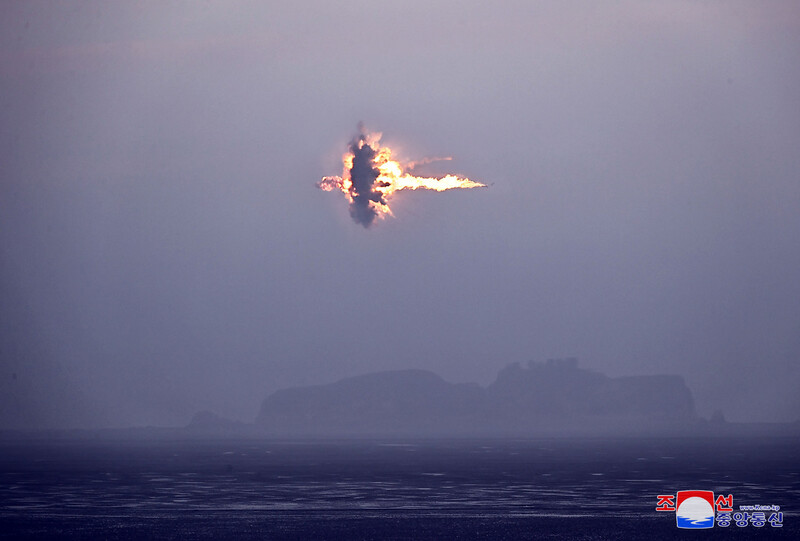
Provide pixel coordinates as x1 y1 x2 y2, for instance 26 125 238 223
2 1 799 427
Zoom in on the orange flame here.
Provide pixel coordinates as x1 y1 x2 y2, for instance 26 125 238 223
319 129 485 225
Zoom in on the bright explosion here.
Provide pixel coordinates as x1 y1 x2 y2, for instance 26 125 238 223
318 127 485 227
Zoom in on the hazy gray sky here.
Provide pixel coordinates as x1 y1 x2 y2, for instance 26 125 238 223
2 1 799 427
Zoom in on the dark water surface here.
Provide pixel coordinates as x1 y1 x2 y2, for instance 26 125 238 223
1 436 797 539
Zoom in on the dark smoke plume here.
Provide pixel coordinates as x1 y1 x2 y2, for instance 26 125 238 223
347 134 386 227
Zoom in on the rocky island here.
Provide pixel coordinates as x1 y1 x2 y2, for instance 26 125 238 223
256 359 698 437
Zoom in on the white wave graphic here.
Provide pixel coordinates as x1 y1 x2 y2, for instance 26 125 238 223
676 496 714 526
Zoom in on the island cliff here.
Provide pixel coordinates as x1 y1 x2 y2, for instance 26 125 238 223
256 359 698 436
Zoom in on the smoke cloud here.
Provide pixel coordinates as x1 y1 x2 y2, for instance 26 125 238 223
348 133 387 227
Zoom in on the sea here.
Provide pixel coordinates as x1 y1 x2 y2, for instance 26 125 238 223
0 436 797 539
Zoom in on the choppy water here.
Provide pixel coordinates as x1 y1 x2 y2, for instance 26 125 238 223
1 436 797 539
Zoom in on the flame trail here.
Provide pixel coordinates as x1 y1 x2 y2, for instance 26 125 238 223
319 126 485 227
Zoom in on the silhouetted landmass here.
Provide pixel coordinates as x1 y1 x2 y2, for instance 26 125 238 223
257 369 483 435
256 359 702 436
